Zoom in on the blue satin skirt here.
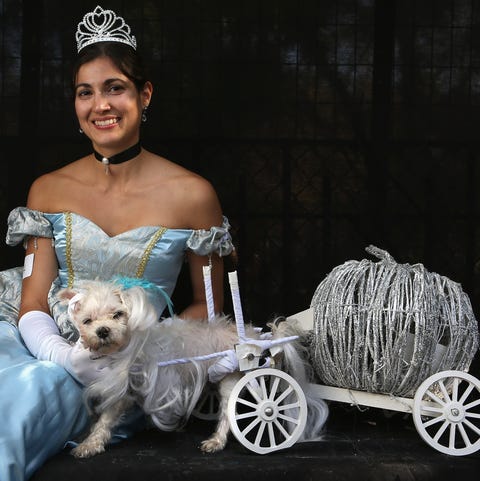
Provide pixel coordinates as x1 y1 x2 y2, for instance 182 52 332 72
0 322 89 481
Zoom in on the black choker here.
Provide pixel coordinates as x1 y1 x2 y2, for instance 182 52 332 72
93 142 141 167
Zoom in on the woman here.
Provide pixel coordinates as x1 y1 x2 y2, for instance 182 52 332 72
0 6 233 481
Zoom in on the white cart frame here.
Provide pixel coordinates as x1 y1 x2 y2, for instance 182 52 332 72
183 269 311 454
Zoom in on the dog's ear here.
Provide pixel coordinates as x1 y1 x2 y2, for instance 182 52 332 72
118 289 131 310
57 288 78 303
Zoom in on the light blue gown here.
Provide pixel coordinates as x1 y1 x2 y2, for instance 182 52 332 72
0 207 233 481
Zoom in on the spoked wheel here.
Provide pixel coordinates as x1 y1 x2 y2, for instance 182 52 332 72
192 383 220 421
227 368 308 454
412 370 480 456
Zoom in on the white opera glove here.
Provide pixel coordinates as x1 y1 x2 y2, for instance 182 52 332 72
208 350 239 383
18 310 111 386
18 310 72 365
64 341 112 386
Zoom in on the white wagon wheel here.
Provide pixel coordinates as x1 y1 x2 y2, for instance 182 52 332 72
412 370 480 456
227 368 308 454
192 383 220 421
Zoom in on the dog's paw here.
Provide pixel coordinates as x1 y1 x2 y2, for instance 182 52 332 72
71 441 105 458
200 437 226 453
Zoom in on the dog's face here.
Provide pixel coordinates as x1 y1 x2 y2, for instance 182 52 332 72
59 283 131 355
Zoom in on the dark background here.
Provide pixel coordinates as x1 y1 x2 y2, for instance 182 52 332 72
1 0 479 342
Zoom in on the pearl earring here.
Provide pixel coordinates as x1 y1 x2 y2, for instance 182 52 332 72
142 107 148 123
79 128 84 134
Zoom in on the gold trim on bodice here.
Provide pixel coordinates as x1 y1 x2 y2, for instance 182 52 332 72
65 212 74 288
64 212 167 287
135 227 167 277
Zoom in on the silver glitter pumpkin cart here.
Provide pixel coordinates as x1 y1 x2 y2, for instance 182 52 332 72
288 245 480 456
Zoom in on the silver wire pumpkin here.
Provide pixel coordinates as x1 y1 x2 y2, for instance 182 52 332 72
310 245 479 397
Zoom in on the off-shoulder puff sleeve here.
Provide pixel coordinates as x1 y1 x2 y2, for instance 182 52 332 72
186 216 234 257
5 207 53 247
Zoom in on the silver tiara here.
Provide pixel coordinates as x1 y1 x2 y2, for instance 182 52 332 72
76 5 137 53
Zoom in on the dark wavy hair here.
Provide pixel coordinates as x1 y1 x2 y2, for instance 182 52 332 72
72 42 149 94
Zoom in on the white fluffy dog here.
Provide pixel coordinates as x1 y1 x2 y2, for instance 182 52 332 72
59 279 328 458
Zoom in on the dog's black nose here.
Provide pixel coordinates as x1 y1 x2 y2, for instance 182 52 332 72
96 326 110 339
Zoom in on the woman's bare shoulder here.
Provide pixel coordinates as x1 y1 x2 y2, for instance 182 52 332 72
26 158 89 211
149 155 216 198
155 159 223 229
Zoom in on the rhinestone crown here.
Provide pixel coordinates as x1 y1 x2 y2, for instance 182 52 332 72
76 5 137 53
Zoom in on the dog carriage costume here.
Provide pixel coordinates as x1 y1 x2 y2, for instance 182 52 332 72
163 245 480 457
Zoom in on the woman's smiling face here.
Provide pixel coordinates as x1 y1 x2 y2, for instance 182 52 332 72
74 56 151 155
